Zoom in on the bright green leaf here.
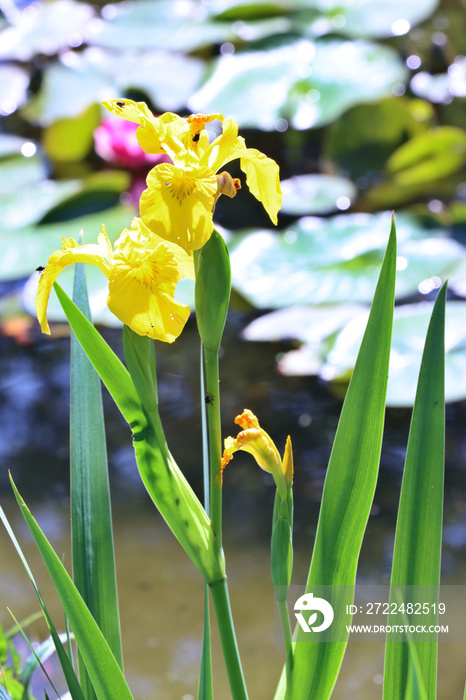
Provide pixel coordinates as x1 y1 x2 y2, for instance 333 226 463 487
42 105 101 162
383 283 446 699
387 127 466 185
274 217 396 700
8 480 134 700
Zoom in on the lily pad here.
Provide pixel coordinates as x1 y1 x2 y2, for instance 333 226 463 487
0 0 95 61
23 47 205 125
229 212 466 308
411 57 466 104
0 64 30 114
0 155 46 198
320 301 466 406
0 166 130 231
280 174 357 215
88 0 233 52
243 303 367 375
296 0 439 39
0 204 135 281
189 38 407 130
0 134 36 158
243 303 368 344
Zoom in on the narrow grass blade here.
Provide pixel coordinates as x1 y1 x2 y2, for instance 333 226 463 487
383 283 446 700
0 506 85 700
198 585 213 700
8 609 62 698
274 218 397 700
70 264 123 696
8 479 134 700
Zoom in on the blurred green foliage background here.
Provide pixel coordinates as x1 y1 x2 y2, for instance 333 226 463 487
1 0 466 406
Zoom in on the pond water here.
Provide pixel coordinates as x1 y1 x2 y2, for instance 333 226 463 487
1 310 465 699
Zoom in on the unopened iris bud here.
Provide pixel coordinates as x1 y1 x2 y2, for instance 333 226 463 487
194 229 231 353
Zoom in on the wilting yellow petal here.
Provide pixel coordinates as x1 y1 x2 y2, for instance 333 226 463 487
219 409 287 499
36 234 111 334
140 163 217 252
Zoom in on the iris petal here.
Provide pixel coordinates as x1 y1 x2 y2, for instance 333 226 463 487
36 235 111 334
140 164 217 252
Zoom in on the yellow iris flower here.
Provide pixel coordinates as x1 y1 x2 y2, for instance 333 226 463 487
102 99 283 252
219 409 293 501
36 218 194 343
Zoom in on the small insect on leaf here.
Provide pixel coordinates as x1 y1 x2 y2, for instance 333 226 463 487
116 101 125 107
205 394 215 406
36 266 45 272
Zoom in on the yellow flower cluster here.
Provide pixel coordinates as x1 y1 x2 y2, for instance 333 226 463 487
36 99 282 342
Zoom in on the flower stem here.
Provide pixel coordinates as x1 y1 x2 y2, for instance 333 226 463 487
204 347 223 544
210 578 249 700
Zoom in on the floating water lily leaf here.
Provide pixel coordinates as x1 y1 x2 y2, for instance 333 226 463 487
1 204 134 282
89 0 233 52
23 48 205 125
0 64 30 113
295 0 439 39
189 38 407 130
280 174 357 215
411 57 466 104
0 134 33 158
209 0 293 20
0 168 130 230
243 303 367 343
0 178 82 230
0 155 46 198
319 301 466 406
387 126 466 185
0 0 95 60
243 303 367 375
229 212 466 307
